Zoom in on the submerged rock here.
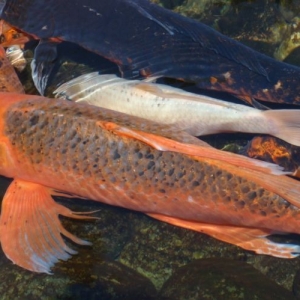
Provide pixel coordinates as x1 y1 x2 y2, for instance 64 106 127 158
159 258 296 300
240 136 300 173
170 0 300 62
0 257 156 300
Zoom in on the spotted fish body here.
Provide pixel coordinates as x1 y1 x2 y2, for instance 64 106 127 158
0 93 300 273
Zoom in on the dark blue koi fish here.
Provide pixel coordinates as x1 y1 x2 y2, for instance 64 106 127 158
0 0 300 106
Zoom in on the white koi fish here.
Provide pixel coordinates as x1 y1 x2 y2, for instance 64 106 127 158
54 72 300 146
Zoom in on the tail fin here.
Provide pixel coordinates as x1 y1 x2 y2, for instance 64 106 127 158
263 110 300 146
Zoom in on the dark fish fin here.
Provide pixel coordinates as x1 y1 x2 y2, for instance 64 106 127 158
31 39 58 95
235 95 270 110
114 1 268 80
4 0 300 104
0 0 267 78
147 214 300 258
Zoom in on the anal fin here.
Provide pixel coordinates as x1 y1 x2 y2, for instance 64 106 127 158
0 179 95 273
148 213 300 259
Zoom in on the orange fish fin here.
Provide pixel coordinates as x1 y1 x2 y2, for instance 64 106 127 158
97 120 176 151
0 179 96 273
96 119 210 148
148 214 300 258
50 189 88 199
96 120 286 175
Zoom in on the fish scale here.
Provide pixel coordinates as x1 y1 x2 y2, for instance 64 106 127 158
2 97 299 232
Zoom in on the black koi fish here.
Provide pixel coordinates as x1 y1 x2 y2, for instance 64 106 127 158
1 0 300 106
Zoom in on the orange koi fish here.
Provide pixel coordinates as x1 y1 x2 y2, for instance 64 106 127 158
0 93 300 274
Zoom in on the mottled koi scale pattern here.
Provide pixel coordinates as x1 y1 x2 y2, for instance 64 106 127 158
2 98 300 232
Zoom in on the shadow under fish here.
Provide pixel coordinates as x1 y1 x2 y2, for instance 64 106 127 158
0 0 300 106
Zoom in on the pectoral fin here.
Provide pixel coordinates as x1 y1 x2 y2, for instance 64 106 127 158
148 214 300 258
0 179 95 273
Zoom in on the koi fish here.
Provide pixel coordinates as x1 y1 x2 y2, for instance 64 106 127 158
55 72 300 147
0 93 300 273
1 0 300 105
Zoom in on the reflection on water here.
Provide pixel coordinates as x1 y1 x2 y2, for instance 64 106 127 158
1 1 300 299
